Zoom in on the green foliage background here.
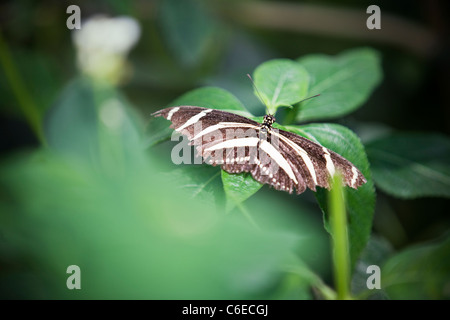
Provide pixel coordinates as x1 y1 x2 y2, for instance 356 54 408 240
0 0 449 299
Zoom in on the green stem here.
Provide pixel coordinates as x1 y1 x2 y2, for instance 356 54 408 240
329 173 351 300
0 30 45 144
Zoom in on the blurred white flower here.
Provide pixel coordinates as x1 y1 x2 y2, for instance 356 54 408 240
72 16 141 83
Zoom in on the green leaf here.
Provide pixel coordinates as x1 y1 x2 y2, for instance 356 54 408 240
44 78 99 160
235 185 332 299
165 165 224 209
221 170 263 209
296 48 382 122
145 116 177 148
169 86 250 114
44 77 144 169
382 234 450 299
253 59 309 114
285 123 375 269
365 133 450 198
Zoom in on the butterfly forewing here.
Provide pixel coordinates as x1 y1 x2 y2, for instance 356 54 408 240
152 106 366 194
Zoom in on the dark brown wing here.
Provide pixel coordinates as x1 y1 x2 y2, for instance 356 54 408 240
152 106 259 140
274 128 367 190
218 138 302 194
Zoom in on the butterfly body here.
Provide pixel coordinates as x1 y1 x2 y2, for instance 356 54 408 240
261 114 276 132
152 106 366 194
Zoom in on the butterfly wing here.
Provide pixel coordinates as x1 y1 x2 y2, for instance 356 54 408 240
152 105 260 164
152 106 259 140
221 128 366 194
274 128 367 190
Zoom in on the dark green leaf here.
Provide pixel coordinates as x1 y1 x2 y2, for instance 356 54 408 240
285 123 375 269
253 59 309 114
158 0 218 68
297 48 382 122
2 50 61 116
351 236 393 299
366 133 450 198
382 234 450 299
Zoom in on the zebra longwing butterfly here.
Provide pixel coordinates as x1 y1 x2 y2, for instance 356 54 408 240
152 106 366 194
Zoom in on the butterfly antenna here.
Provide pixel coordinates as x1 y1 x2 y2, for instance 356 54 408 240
247 74 271 115
299 94 320 103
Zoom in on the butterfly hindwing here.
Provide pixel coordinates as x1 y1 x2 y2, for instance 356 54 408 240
276 129 367 189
